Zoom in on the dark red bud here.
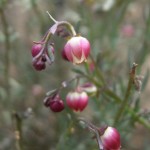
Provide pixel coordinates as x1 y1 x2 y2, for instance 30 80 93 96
33 60 46 71
31 44 42 57
49 99 64 112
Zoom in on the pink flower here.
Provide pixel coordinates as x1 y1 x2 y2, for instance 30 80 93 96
63 36 90 64
66 91 88 111
101 127 121 150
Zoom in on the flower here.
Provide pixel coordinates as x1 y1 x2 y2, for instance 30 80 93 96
62 36 90 64
66 91 88 111
101 126 121 150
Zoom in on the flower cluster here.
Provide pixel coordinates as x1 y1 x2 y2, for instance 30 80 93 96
43 82 97 113
31 43 54 71
31 12 90 71
31 12 122 150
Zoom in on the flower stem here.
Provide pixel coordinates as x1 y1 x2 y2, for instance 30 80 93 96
46 11 57 23
46 11 76 36
89 54 105 85
113 63 138 125
12 112 23 150
78 118 103 150
0 7 11 101
103 88 150 129
33 30 52 62
60 21 77 36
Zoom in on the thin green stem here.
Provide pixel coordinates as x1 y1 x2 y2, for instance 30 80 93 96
89 54 105 85
126 107 150 129
78 118 103 150
46 11 76 36
113 63 138 126
31 0 45 32
60 21 77 36
0 8 11 101
12 112 23 150
46 11 57 23
102 88 150 129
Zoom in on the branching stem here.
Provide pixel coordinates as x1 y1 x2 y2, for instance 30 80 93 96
114 63 138 125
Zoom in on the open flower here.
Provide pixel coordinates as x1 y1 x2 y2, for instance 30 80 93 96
62 36 90 64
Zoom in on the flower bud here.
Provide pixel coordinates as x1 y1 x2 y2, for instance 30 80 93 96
66 91 88 111
63 36 90 64
101 126 121 150
49 99 64 112
44 95 64 112
78 83 97 94
32 60 46 71
31 44 42 57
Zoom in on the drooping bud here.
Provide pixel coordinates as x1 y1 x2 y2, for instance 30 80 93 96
31 43 55 71
66 91 88 111
63 36 90 64
100 126 121 150
44 95 64 112
31 44 42 57
32 60 46 71
49 98 64 112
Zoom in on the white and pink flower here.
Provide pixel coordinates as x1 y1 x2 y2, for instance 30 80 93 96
101 126 121 150
66 91 88 111
62 36 90 64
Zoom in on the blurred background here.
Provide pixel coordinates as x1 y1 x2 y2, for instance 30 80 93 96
0 0 150 149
